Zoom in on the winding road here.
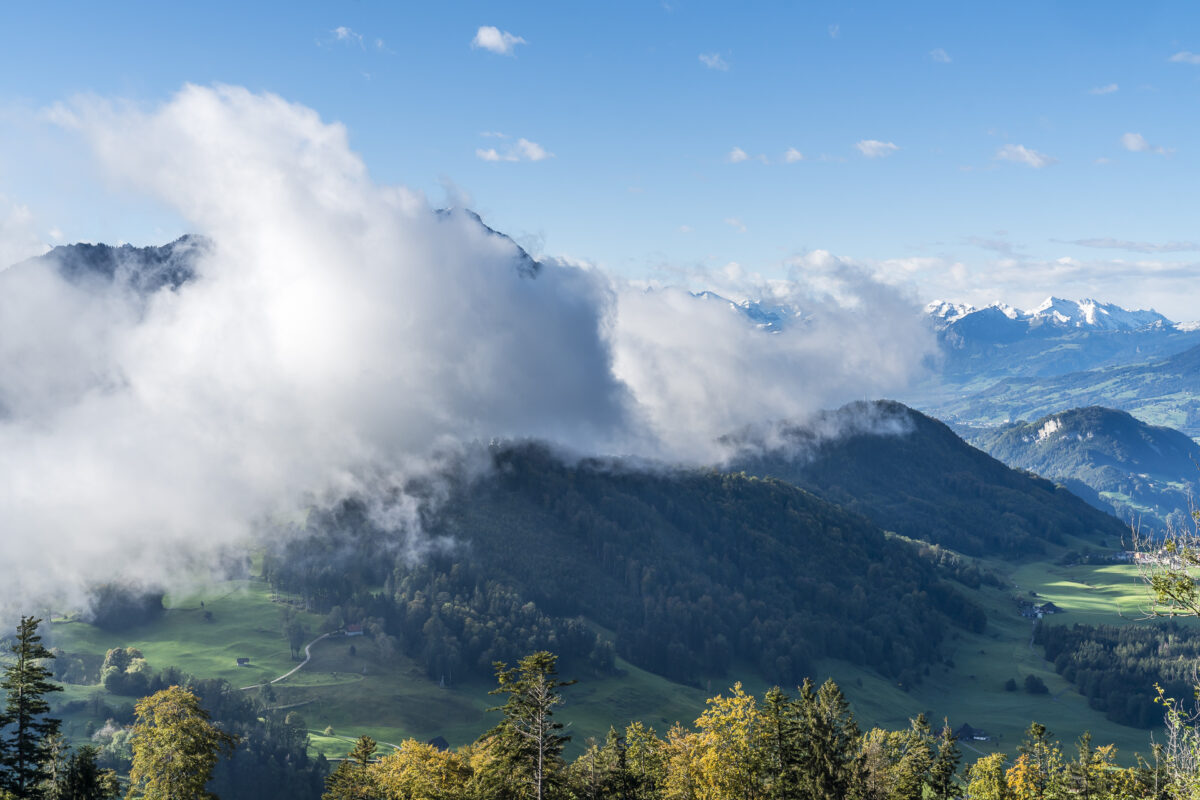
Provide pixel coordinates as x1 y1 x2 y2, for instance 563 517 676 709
240 632 333 691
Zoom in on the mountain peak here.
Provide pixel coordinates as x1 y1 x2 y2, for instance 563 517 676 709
929 296 1172 332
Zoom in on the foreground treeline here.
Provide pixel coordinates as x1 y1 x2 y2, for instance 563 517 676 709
323 651 1171 800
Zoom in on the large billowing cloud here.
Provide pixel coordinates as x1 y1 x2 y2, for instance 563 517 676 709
0 85 933 609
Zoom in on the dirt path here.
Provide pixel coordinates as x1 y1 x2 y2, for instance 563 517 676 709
314 731 404 754
240 632 333 691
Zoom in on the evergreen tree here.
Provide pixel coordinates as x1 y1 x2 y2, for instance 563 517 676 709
486 652 575 800
58 745 120 800
126 685 237 800
0 616 63 799
597 727 634 800
798 678 859 800
891 714 933 800
761 687 803 800
322 735 376 800
926 721 962 800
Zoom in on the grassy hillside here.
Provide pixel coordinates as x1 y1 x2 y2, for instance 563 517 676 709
43 580 709 758
41 545 1174 766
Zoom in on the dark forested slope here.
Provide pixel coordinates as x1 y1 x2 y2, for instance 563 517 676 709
737 401 1130 557
265 443 987 692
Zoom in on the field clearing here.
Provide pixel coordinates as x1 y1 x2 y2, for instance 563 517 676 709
820 559 1178 764
50 579 324 689
45 578 711 759
41 554 1187 765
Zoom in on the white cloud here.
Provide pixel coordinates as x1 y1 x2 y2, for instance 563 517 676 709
828 24 840 39
1170 51 1200 65
727 147 768 164
855 140 899 158
698 53 729 71
471 26 527 56
515 138 550 161
476 137 553 162
1120 132 1171 155
995 144 1056 168
930 48 951 63
678 225 692 233
784 148 804 163
8 84 938 608
1089 83 1119 95
332 26 364 48
724 217 747 233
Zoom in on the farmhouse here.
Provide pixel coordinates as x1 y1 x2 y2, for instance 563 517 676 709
954 723 991 742
236 657 251 667
345 624 364 637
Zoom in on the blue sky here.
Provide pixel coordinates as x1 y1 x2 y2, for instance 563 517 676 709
2 1 1200 317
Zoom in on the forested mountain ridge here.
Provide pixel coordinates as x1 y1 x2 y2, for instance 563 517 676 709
736 400 1130 557
265 441 988 692
10 235 206 294
963 406 1200 529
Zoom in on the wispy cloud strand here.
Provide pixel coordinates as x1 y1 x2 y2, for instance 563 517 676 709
995 144 1055 168
476 137 553 162
1066 237 1199 253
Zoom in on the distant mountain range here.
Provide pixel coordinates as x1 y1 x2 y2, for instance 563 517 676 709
962 407 1200 530
927 297 1181 333
912 297 1200 528
918 297 1200 392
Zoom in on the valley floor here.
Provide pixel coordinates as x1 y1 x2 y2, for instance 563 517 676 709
41 540 1182 766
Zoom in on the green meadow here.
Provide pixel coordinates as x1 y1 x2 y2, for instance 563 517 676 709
42 548 1180 764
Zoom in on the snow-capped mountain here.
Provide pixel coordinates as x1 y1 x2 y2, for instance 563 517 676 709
1025 297 1170 331
926 297 1175 332
909 295 1200 396
924 300 975 325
